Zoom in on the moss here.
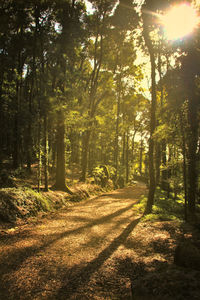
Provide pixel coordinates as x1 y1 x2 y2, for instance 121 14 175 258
133 188 185 222
0 187 55 222
24 188 53 212
0 182 113 223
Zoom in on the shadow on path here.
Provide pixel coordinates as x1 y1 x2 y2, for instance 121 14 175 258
0 202 136 277
0 184 146 299
54 217 141 299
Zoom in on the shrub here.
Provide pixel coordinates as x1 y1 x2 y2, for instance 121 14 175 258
92 165 109 187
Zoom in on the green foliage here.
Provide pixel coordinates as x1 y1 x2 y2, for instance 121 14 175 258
134 187 185 222
0 187 55 222
25 189 53 212
92 165 109 187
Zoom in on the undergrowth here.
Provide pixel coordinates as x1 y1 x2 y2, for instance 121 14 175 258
0 188 55 223
134 186 185 222
0 183 113 224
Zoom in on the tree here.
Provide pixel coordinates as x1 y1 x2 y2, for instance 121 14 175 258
181 48 200 217
142 2 157 214
80 0 118 181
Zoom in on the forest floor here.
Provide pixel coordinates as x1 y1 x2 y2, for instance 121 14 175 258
0 182 200 299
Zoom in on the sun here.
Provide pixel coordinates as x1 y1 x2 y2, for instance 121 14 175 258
161 3 199 40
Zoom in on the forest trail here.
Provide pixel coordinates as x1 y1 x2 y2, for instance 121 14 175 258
0 182 178 300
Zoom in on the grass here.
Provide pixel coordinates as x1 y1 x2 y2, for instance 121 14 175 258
134 187 185 222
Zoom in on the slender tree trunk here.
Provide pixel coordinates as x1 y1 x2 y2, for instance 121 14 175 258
37 110 41 193
144 152 148 178
54 111 73 193
27 78 33 172
13 23 24 169
114 86 121 177
131 133 136 164
161 141 167 190
156 46 163 186
122 132 126 166
139 138 143 175
126 130 129 183
13 78 20 169
44 114 48 191
88 134 94 174
52 141 56 174
155 142 161 185
167 146 172 198
80 129 91 182
0 70 4 164
142 10 157 214
55 111 66 188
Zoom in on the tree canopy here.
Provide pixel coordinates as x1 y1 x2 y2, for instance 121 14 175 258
0 0 200 220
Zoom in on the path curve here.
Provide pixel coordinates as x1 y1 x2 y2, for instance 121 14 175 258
0 183 147 300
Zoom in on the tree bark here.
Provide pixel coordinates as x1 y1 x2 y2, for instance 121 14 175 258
54 110 73 194
180 111 188 220
142 9 157 214
114 81 121 177
44 114 49 191
187 88 198 216
37 110 41 193
80 129 91 182
126 130 129 183
139 138 143 176
182 51 199 217
155 142 161 185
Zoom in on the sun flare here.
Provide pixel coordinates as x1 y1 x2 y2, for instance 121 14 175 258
161 3 199 40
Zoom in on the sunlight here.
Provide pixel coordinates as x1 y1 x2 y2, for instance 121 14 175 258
161 3 199 40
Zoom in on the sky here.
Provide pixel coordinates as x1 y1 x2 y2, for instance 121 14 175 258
84 0 200 100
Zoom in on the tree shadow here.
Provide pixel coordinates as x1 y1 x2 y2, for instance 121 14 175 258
0 201 136 275
0 217 140 299
0 186 144 299
53 217 141 299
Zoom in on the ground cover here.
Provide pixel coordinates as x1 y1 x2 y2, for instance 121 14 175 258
1 182 200 299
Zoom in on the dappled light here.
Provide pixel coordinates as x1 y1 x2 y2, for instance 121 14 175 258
1 0 200 298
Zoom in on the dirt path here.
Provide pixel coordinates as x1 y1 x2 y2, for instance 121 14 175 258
0 183 180 299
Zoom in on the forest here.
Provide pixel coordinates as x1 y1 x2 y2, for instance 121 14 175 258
0 0 200 299
1 0 200 218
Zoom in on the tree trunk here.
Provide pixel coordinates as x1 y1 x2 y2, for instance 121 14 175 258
26 10 37 172
26 76 33 172
13 74 21 169
155 142 161 185
122 132 126 166
37 110 41 193
142 9 157 214
187 94 198 216
167 146 172 198
180 118 188 220
161 140 167 190
0 69 4 164
114 86 121 177
126 130 129 183
44 114 48 191
54 110 73 194
139 138 143 176
182 52 199 218
80 129 91 182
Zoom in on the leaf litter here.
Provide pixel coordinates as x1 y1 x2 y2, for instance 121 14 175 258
0 182 200 299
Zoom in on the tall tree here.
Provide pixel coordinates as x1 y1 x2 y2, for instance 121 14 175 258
142 2 157 214
80 0 118 181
